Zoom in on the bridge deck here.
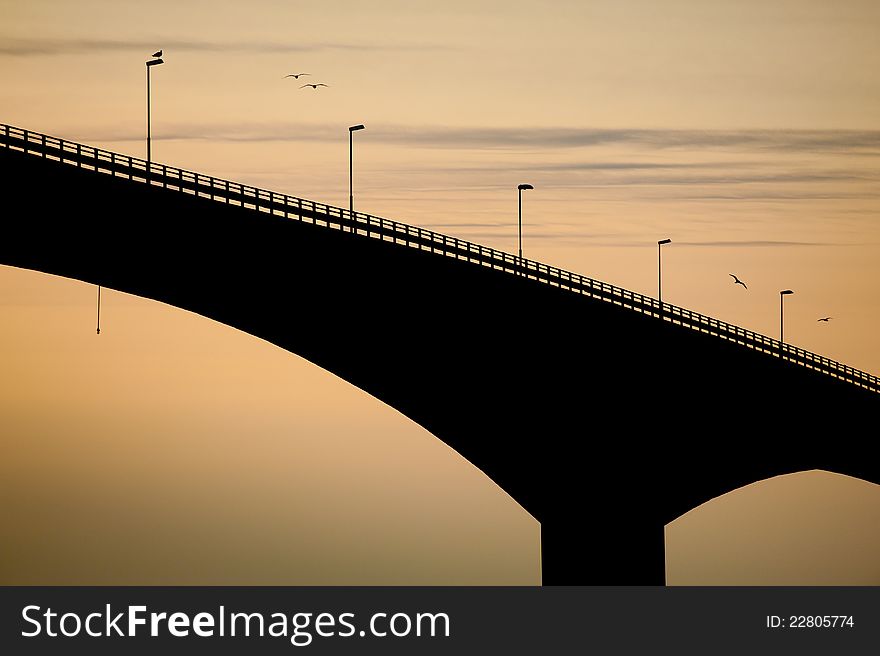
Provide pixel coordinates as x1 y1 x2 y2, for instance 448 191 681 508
1 122 877 395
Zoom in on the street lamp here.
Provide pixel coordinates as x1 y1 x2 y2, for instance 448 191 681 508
517 184 534 272
105 50 161 335
146 51 164 167
658 238 672 311
349 124 365 227
780 289 794 344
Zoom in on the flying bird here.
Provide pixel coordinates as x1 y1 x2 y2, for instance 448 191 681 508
284 73 310 79
300 83 328 89
152 50 162 58
729 273 748 290
817 317 833 322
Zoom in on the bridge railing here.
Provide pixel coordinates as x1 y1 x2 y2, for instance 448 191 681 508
2 122 877 394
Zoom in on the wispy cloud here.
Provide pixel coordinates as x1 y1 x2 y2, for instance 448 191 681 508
423 235 844 248
404 170 875 187
376 170 878 198
0 37 448 57
661 191 880 201
586 172 876 187
73 121 880 156
45 120 880 204
378 126 880 155
71 123 341 144
422 161 757 173
674 240 832 248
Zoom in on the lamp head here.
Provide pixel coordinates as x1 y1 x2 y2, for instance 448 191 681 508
518 184 534 191
349 124 365 132
658 238 672 245
780 289 794 296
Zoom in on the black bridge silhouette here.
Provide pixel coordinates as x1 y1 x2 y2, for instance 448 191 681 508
2 124 878 584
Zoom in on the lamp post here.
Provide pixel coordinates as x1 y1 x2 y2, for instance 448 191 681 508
780 289 794 344
102 50 161 336
658 238 671 311
146 51 164 167
517 184 534 273
349 124 365 228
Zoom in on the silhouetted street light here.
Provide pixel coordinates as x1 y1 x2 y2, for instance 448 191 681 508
517 184 534 272
146 52 164 166
349 124 365 228
658 238 672 311
106 51 161 336
780 289 794 344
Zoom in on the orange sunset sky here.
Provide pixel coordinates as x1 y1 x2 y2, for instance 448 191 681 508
1 0 879 584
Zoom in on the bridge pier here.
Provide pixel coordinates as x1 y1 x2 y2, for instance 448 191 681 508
541 517 666 585
536 472 669 585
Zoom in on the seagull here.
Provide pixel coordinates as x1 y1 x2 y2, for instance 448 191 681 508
284 73 310 79
729 273 748 290
817 317 833 322
300 83 328 89
152 50 162 58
